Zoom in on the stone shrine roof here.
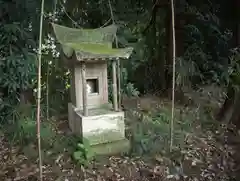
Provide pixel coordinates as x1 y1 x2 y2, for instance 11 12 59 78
52 23 133 61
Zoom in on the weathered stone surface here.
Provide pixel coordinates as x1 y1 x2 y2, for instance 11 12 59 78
68 103 130 155
91 138 130 155
76 109 125 146
70 62 109 110
68 103 74 132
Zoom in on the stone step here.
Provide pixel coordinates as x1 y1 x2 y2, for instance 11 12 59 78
91 138 130 156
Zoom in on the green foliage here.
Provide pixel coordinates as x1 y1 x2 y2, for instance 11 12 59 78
7 118 55 146
41 58 70 116
73 138 95 167
0 23 37 124
1 103 55 146
0 0 63 124
183 2 232 85
226 48 240 86
128 108 193 156
123 83 140 97
107 64 140 102
0 0 238 121
175 56 201 88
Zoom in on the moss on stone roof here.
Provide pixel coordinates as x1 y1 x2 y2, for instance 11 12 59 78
52 23 133 60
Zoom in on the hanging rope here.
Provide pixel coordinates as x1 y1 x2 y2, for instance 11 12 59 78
107 0 118 48
59 0 112 28
59 0 81 28
170 0 176 152
100 18 112 28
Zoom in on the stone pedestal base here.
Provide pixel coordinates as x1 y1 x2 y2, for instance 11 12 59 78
68 103 129 155
91 138 130 155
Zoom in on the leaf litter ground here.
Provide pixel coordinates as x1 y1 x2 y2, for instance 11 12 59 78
0 87 239 181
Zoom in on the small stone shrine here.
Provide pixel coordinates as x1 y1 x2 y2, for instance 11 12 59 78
52 23 133 155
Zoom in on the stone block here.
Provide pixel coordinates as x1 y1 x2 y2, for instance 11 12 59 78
91 138 130 155
68 103 74 132
75 109 125 146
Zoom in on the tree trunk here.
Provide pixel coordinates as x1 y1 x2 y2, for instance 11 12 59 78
233 0 240 47
157 8 166 91
227 0 240 127
175 0 185 57
150 0 159 91
217 0 240 125
19 89 34 105
230 92 240 128
216 85 235 122
165 4 173 96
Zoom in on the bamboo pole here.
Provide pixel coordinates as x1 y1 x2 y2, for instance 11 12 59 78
46 62 49 120
112 60 118 111
170 0 176 152
81 62 88 116
36 0 45 180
